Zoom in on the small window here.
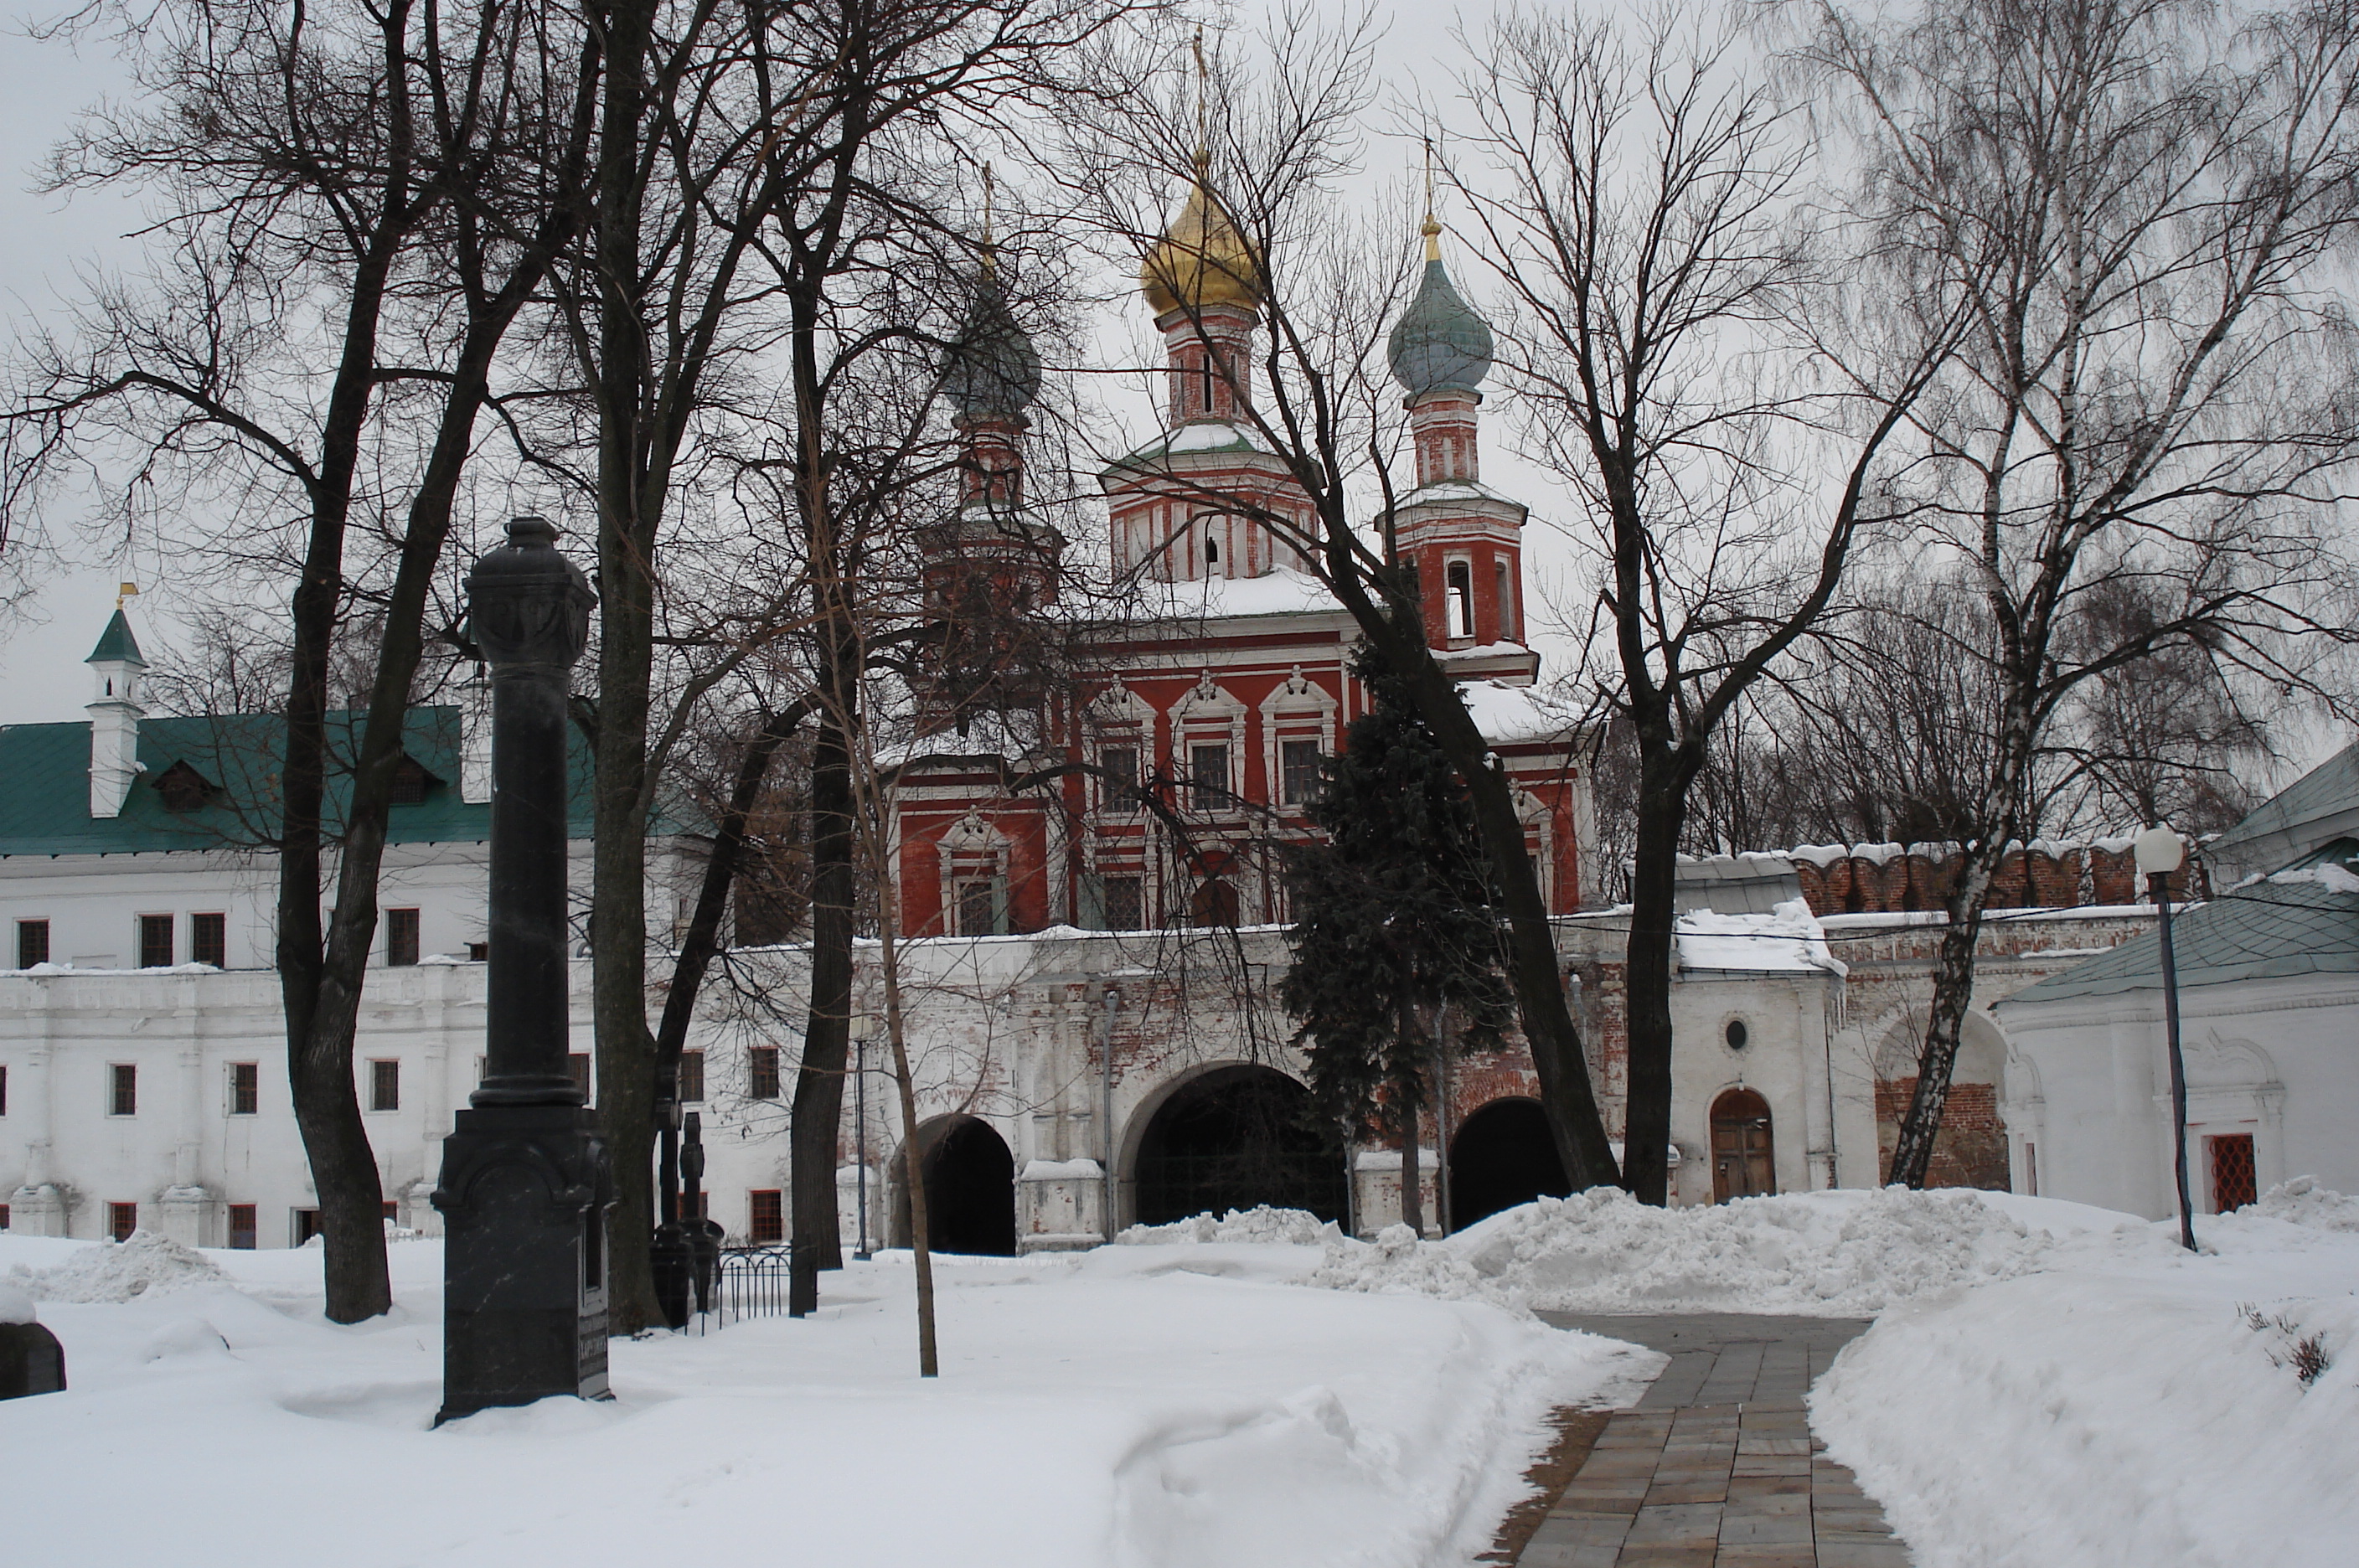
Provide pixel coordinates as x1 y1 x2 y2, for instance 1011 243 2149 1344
2208 1133 2258 1213
0 1062 7 1115
1102 876 1144 931
153 760 214 813
678 1050 705 1104
567 1052 593 1101
1280 739 1324 807
109 1201 138 1243
294 1209 323 1247
1204 530 1220 565
0 1204 9 1229
1189 743 1230 812
369 1059 400 1113
230 1061 260 1116
1099 746 1139 811
191 911 227 968
385 908 421 967
1726 1019 1749 1051
228 1204 257 1250
138 913 174 969
955 879 999 938
16 919 49 969
111 1063 137 1117
389 754 436 806
1494 558 1515 640
1446 560 1475 638
467 941 488 962
383 1200 399 1222
749 1189 785 1246
748 1045 782 1101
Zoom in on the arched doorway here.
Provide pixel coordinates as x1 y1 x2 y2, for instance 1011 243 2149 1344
1711 1088 1776 1202
1131 1064 1345 1225
892 1115 1017 1255
1448 1097 1572 1229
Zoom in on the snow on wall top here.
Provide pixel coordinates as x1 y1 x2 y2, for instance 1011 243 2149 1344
1675 896 1846 977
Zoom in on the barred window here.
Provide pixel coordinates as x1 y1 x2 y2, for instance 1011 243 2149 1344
1280 740 1324 807
111 1063 137 1117
230 1062 259 1117
1189 743 1229 812
228 1204 256 1250
748 1046 782 1100
16 919 49 968
138 913 174 969
369 1060 400 1113
678 1050 705 1103
109 1201 137 1243
385 908 421 967
749 1189 784 1245
191 911 227 968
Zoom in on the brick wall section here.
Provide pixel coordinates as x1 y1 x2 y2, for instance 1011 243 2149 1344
1792 841 2208 917
1876 1078 2008 1189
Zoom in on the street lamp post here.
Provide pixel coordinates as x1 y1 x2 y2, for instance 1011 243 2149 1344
853 1034 874 1261
2134 824 2198 1254
433 517 612 1423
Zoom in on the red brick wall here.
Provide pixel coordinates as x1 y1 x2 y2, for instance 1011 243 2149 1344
1876 1076 2008 1190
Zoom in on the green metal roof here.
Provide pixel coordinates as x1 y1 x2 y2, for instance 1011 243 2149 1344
0 704 611 857
1997 879 2359 1006
85 608 147 668
2207 740 2359 871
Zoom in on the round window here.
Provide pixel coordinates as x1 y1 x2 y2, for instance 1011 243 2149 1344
1726 1019 1749 1051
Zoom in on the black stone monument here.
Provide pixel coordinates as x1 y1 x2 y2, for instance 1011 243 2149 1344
0 1319 65 1400
433 516 612 1425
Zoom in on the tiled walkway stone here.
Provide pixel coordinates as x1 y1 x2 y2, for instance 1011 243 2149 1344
1515 1313 1911 1568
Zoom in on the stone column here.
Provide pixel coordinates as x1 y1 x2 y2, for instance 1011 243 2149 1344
7 1040 63 1235
157 1028 214 1247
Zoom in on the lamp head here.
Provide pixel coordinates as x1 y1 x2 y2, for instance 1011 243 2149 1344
2134 825 2186 877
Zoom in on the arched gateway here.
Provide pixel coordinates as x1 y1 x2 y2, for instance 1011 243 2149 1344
1130 1064 1345 1226
892 1114 1017 1255
1448 1097 1571 1229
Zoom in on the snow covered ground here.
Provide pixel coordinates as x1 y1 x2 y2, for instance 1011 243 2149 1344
1810 1182 2359 1568
1304 1181 2359 1568
0 1230 1648 1568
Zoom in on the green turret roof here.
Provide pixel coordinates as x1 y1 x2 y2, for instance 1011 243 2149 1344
1388 254 1494 399
85 608 147 668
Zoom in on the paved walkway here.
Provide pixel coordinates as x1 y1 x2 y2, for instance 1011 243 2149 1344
1512 1313 1910 1568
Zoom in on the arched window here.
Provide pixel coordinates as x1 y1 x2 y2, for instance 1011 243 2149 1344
1446 560 1474 638
1494 558 1515 640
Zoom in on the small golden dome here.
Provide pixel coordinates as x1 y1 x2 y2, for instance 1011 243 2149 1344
1140 153 1264 317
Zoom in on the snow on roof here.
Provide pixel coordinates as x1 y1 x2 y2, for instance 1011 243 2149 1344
1458 679 1570 745
1133 565 1344 623
1397 478 1522 509
1676 897 1846 977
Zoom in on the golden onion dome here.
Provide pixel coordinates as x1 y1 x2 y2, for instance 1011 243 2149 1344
1140 152 1264 317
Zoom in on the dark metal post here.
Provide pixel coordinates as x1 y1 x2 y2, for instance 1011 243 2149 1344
2150 869 2197 1252
854 1034 873 1261
682 1111 720 1314
433 517 612 1425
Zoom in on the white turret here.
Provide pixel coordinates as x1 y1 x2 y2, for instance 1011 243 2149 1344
85 607 148 818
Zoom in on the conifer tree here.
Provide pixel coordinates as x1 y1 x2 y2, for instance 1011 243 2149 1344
1284 640 1512 1234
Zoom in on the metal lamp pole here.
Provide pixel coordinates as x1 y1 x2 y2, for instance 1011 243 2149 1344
2134 825 2197 1253
854 1034 873 1261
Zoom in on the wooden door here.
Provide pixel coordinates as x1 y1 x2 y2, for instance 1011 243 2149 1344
1711 1089 1776 1203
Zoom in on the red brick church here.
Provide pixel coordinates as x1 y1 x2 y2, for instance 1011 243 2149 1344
890 168 1590 937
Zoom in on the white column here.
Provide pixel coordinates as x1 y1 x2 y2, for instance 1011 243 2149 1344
157 999 214 1245
8 1038 65 1235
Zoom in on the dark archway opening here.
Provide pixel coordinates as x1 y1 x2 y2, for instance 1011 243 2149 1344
1448 1097 1572 1230
897 1116 1017 1255
1133 1065 1345 1225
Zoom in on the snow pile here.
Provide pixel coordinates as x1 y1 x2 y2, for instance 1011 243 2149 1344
1316 1187 2093 1316
1118 1205 1334 1246
1814 1193 2359 1566
0 1230 1634 1568
0 1278 36 1324
5 1230 231 1303
2248 1175 2359 1232
1312 1223 1506 1304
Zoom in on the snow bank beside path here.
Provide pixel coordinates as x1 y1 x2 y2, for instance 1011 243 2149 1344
1314 1186 2141 1316
0 1233 1647 1568
1812 1186 2359 1567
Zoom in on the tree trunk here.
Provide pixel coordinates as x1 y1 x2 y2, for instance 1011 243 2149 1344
1621 746 1696 1207
1396 1077 1423 1235
1887 834 2006 1186
789 711 854 1315
589 0 661 1334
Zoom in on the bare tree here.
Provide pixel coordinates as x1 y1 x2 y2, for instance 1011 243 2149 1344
1449 7 1957 1203
4 0 596 1319
1795 0 2359 1185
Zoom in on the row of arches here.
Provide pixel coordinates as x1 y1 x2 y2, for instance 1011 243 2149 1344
893 1068 1799 1254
